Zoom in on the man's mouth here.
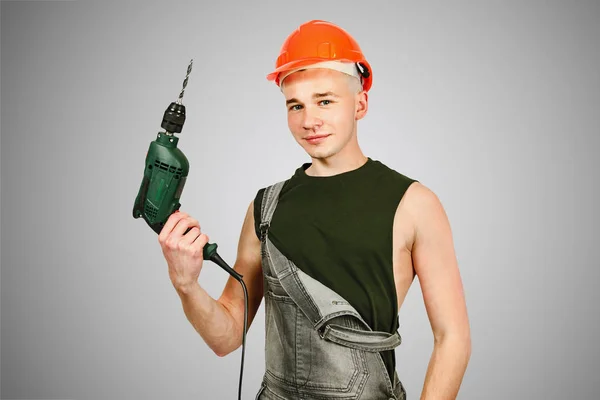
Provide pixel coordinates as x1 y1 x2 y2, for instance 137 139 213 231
305 134 331 144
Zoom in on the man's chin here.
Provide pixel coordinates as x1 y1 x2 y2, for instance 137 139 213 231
305 149 335 160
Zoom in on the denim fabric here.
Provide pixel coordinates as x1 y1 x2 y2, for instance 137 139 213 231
255 181 406 400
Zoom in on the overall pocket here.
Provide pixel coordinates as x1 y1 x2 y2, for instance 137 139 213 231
264 291 369 397
264 274 288 297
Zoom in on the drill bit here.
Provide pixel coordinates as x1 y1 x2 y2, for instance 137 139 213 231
176 59 193 104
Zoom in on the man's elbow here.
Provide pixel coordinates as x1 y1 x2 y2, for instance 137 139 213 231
215 349 229 358
213 337 244 358
214 344 237 358
212 298 246 358
435 327 472 360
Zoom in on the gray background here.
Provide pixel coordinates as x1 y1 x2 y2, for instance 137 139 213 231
1 1 599 399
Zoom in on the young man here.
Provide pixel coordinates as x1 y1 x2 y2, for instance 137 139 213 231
159 20 471 400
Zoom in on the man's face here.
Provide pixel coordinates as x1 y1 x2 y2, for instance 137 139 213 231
281 68 368 161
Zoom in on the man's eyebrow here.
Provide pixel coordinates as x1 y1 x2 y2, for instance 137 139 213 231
314 91 339 98
286 92 340 105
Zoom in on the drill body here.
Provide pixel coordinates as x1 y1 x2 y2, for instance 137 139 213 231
132 130 189 234
133 59 192 235
132 60 235 275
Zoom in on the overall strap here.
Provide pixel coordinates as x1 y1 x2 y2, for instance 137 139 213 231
259 180 286 239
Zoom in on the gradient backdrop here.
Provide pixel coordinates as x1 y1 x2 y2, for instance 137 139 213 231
2 1 599 399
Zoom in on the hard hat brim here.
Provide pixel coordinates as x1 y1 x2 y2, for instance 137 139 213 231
267 58 372 92
266 57 356 82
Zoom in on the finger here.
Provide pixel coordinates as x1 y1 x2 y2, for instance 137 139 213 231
180 226 201 245
158 211 189 242
173 216 200 238
192 232 210 249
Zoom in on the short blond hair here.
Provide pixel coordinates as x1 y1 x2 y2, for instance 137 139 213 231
280 61 364 94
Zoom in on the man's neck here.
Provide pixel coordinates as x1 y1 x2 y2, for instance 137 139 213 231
305 151 368 177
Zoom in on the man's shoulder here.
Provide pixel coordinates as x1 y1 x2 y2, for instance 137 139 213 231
397 180 445 228
372 159 437 235
253 177 292 203
251 170 297 216
370 158 418 184
368 159 420 206
255 163 303 195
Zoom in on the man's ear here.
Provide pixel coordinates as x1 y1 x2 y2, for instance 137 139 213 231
355 91 368 121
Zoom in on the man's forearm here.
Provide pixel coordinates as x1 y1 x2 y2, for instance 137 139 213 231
175 282 240 357
420 334 471 399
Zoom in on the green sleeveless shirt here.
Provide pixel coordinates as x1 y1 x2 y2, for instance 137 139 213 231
253 157 418 381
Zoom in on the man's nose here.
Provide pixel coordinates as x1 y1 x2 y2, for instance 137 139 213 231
302 106 323 130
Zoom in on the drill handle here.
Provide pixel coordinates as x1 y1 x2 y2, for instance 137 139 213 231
181 227 244 282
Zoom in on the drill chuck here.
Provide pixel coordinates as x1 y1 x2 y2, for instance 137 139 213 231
161 102 186 133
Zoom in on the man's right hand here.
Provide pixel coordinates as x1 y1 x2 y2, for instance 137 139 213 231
158 211 210 293
156 201 263 357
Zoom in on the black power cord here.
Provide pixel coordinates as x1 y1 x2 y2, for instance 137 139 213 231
203 243 248 400
238 279 249 400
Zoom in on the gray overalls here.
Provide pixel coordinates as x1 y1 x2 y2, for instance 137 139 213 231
255 181 407 400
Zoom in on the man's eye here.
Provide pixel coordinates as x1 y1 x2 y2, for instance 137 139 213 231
319 100 332 106
289 104 302 111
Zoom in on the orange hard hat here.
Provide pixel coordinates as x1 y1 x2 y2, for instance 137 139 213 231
266 20 373 92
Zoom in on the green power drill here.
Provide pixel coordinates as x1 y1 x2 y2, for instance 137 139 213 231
132 60 249 399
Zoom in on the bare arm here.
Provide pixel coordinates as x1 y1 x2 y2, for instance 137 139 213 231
407 183 471 399
163 201 263 357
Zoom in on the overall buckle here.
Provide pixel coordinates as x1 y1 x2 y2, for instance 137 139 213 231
259 222 269 240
